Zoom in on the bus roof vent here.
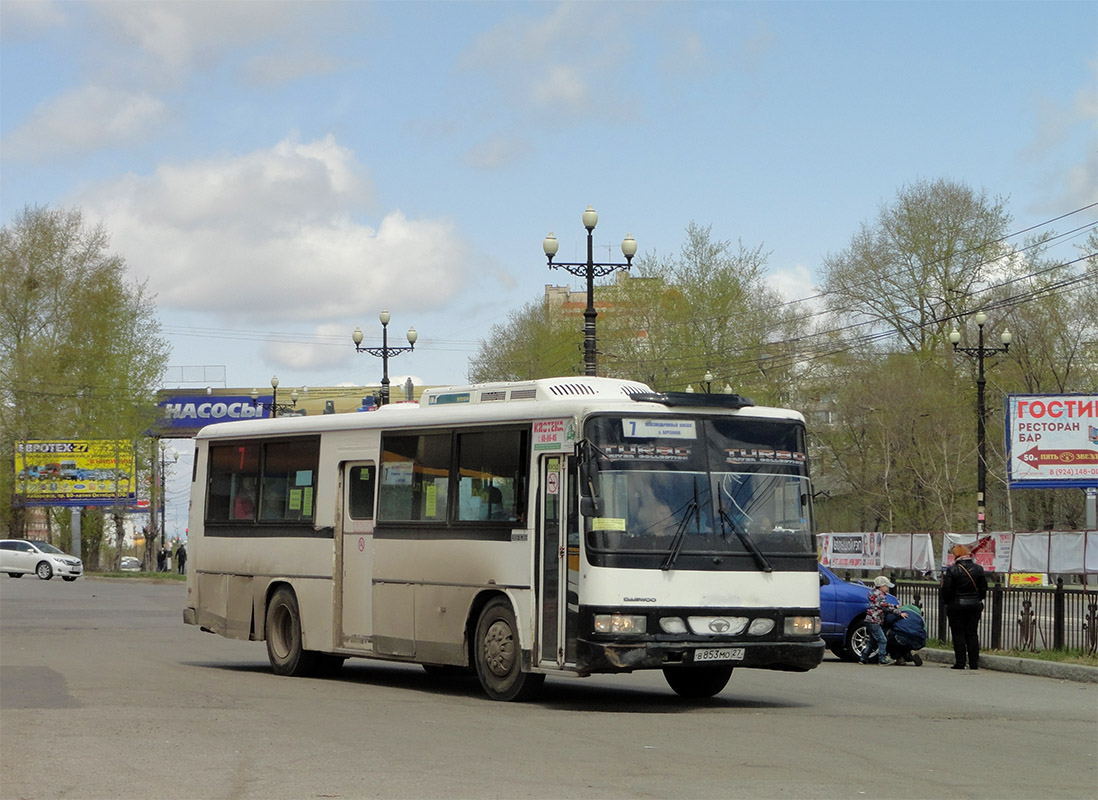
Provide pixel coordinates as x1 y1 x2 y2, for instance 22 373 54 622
547 382 597 397
480 390 507 402
508 388 537 401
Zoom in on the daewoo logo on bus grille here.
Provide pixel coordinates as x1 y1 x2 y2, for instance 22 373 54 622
708 619 732 633
623 597 656 603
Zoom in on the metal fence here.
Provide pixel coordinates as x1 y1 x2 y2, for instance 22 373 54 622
885 578 1098 655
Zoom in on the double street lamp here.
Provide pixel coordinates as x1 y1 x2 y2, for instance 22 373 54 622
251 375 304 417
949 312 1013 533
353 310 417 406
543 206 637 376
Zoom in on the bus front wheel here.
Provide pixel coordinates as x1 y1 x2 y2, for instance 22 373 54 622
662 665 733 698
473 597 545 702
265 587 318 677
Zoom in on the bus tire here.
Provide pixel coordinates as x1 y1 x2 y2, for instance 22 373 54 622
265 587 318 677
662 665 733 698
473 597 545 702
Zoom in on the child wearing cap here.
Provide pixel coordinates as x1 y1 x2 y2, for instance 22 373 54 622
860 575 907 665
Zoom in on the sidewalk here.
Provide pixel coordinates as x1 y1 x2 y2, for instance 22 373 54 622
918 647 1098 683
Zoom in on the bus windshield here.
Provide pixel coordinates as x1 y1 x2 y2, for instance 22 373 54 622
584 414 814 562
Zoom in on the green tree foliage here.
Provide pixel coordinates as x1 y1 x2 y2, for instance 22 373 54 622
471 223 811 405
821 178 1012 354
468 296 581 382
0 205 170 540
813 180 1096 533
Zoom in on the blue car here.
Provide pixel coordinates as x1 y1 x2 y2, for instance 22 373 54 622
818 563 898 661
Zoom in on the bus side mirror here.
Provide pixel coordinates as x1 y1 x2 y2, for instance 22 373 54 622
580 496 604 517
576 439 603 516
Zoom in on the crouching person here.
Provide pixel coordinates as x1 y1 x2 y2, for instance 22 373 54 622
886 603 927 666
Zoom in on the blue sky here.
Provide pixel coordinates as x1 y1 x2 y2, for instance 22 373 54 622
3 0 1095 395
2 1 1094 534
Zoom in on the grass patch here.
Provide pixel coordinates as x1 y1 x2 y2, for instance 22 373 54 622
926 638 1098 667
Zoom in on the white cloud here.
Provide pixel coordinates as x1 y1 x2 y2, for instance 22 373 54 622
73 135 471 325
1024 79 1097 214
90 0 297 74
458 4 634 117
0 0 67 37
264 322 352 371
2 85 167 159
766 264 819 307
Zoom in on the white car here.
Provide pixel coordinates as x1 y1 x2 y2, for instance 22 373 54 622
0 539 83 581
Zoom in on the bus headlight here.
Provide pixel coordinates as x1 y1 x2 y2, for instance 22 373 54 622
784 616 821 636
594 614 647 634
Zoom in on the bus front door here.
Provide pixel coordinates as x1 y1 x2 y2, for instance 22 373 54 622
336 461 376 651
538 455 578 668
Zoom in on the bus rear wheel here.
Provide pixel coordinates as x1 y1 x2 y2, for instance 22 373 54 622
662 665 733 698
473 597 545 702
265 587 318 677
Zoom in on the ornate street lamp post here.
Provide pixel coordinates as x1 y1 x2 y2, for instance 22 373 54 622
543 206 637 376
353 310 417 405
251 375 303 417
950 312 1012 533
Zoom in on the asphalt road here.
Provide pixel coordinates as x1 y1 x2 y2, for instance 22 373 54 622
1 576 1095 800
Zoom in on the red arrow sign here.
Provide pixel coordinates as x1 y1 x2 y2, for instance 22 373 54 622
1018 446 1098 465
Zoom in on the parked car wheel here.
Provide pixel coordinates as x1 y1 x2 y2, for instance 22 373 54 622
8 572 22 578
845 618 869 662
36 561 53 580
62 576 78 582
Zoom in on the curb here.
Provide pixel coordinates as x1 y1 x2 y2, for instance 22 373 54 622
919 648 1098 683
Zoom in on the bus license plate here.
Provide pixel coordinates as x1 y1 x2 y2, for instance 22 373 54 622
694 647 744 663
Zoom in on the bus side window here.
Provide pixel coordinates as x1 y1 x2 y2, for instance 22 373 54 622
454 429 529 523
207 443 260 522
378 433 450 522
260 440 320 522
348 465 376 520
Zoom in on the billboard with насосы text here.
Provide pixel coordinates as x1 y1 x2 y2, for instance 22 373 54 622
154 393 270 436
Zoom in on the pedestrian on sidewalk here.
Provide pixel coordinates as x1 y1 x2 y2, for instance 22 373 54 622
942 544 988 670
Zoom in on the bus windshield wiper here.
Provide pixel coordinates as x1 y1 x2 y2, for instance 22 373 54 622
661 483 702 571
717 504 773 574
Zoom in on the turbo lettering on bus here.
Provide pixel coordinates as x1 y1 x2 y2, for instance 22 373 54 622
601 444 691 461
724 448 805 464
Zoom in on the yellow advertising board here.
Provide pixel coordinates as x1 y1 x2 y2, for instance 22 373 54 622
14 440 136 506
1008 573 1048 587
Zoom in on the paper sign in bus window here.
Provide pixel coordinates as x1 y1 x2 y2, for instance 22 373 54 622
622 419 696 439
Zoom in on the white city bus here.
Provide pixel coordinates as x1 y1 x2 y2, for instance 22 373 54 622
184 376 823 701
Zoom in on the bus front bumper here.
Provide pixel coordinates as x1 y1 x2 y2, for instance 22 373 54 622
576 637 825 675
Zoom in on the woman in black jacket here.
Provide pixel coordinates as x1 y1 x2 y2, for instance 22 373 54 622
941 544 989 670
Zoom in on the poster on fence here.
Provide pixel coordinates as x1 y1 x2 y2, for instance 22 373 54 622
942 532 1012 573
818 532 883 570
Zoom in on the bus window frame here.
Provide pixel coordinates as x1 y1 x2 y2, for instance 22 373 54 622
375 425 531 538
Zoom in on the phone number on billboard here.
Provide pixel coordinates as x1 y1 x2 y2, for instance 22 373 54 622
1047 467 1098 477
